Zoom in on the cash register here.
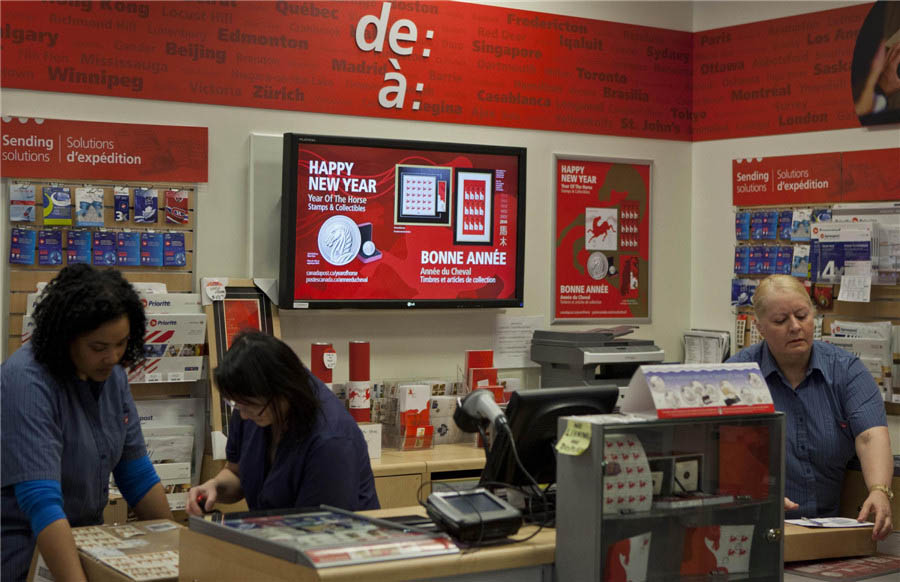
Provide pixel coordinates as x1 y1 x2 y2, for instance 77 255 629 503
530 326 664 398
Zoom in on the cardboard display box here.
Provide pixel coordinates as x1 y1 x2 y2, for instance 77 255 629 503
784 523 876 562
28 519 182 582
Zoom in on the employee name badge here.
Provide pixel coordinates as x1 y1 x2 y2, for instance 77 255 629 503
621 363 775 419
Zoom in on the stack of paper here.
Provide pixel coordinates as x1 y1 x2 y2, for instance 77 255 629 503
683 329 731 364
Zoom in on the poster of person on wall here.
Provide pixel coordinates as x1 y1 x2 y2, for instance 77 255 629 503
554 157 651 321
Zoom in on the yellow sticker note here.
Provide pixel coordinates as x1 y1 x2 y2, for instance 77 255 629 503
555 419 592 456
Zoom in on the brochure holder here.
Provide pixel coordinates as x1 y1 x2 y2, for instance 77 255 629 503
621 363 774 419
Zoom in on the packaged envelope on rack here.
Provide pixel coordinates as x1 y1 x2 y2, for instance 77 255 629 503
605 532 651 582
680 524 754 576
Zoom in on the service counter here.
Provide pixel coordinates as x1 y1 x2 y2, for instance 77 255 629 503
176 512 894 582
177 506 555 582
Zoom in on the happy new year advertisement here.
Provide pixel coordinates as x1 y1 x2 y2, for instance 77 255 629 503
292 143 521 302
554 159 650 321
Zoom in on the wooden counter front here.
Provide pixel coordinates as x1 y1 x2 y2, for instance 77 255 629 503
177 506 555 582
371 444 487 508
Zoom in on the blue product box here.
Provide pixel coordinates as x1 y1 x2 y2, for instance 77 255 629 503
735 211 751 241
134 188 158 223
791 245 810 278
775 246 793 275
778 210 793 241
141 232 164 266
791 209 811 242
66 230 92 265
748 246 766 274
114 187 130 222
812 208 832 223
92 231 117 266
750 211 764 240
761 246 777 274
117 231 141 267
163 232 186 267
9 228 36 265
37 229 63 266
733 246 750 275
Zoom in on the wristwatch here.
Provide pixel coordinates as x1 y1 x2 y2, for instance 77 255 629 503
869 484 894 501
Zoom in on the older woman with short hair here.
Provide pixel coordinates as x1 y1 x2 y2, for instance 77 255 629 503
728 274 893 540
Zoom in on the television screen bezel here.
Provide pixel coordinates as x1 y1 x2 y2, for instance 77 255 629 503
279 133 527 310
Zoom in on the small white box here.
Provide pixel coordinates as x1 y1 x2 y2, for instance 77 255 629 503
430 396 458 418
432 418 463 445
144 314 207 346
139 292 203 314
358 422 382 460
398 384 431 414
128 356 204 383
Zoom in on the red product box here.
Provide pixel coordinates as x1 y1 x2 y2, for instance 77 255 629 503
465 350 493 373
401 425 434 450
165 189 189 224
468 367 498 390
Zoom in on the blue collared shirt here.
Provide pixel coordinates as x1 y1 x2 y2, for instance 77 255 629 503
226 375 379 512
728 340 886 518
1 344 149 582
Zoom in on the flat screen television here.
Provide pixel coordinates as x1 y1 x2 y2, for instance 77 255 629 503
279 133 527 309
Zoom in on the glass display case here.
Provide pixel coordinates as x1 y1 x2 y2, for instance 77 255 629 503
556 413 785 581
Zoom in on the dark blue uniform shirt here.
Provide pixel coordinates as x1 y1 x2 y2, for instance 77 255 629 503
728 340 886 518
225 376 379 512
1 344 148 581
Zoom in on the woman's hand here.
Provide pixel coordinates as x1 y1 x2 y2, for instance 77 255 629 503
186 480 218 516
857 490 893 541
784 497 799 512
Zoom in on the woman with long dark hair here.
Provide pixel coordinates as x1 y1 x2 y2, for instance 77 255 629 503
186 332 378 515
1 265 172 582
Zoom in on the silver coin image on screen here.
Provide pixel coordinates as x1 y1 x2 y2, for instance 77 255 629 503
318 215 362 266
586 251 609 280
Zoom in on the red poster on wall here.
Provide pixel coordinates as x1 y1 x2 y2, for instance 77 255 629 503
554 158 650 321
733 148 899 206
732 153 842 206
841 148 900 202
0 116 207 182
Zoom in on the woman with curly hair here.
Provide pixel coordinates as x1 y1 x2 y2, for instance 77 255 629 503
1 264 172 582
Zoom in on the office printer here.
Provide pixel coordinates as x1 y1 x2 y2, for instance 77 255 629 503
530 326 664 391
